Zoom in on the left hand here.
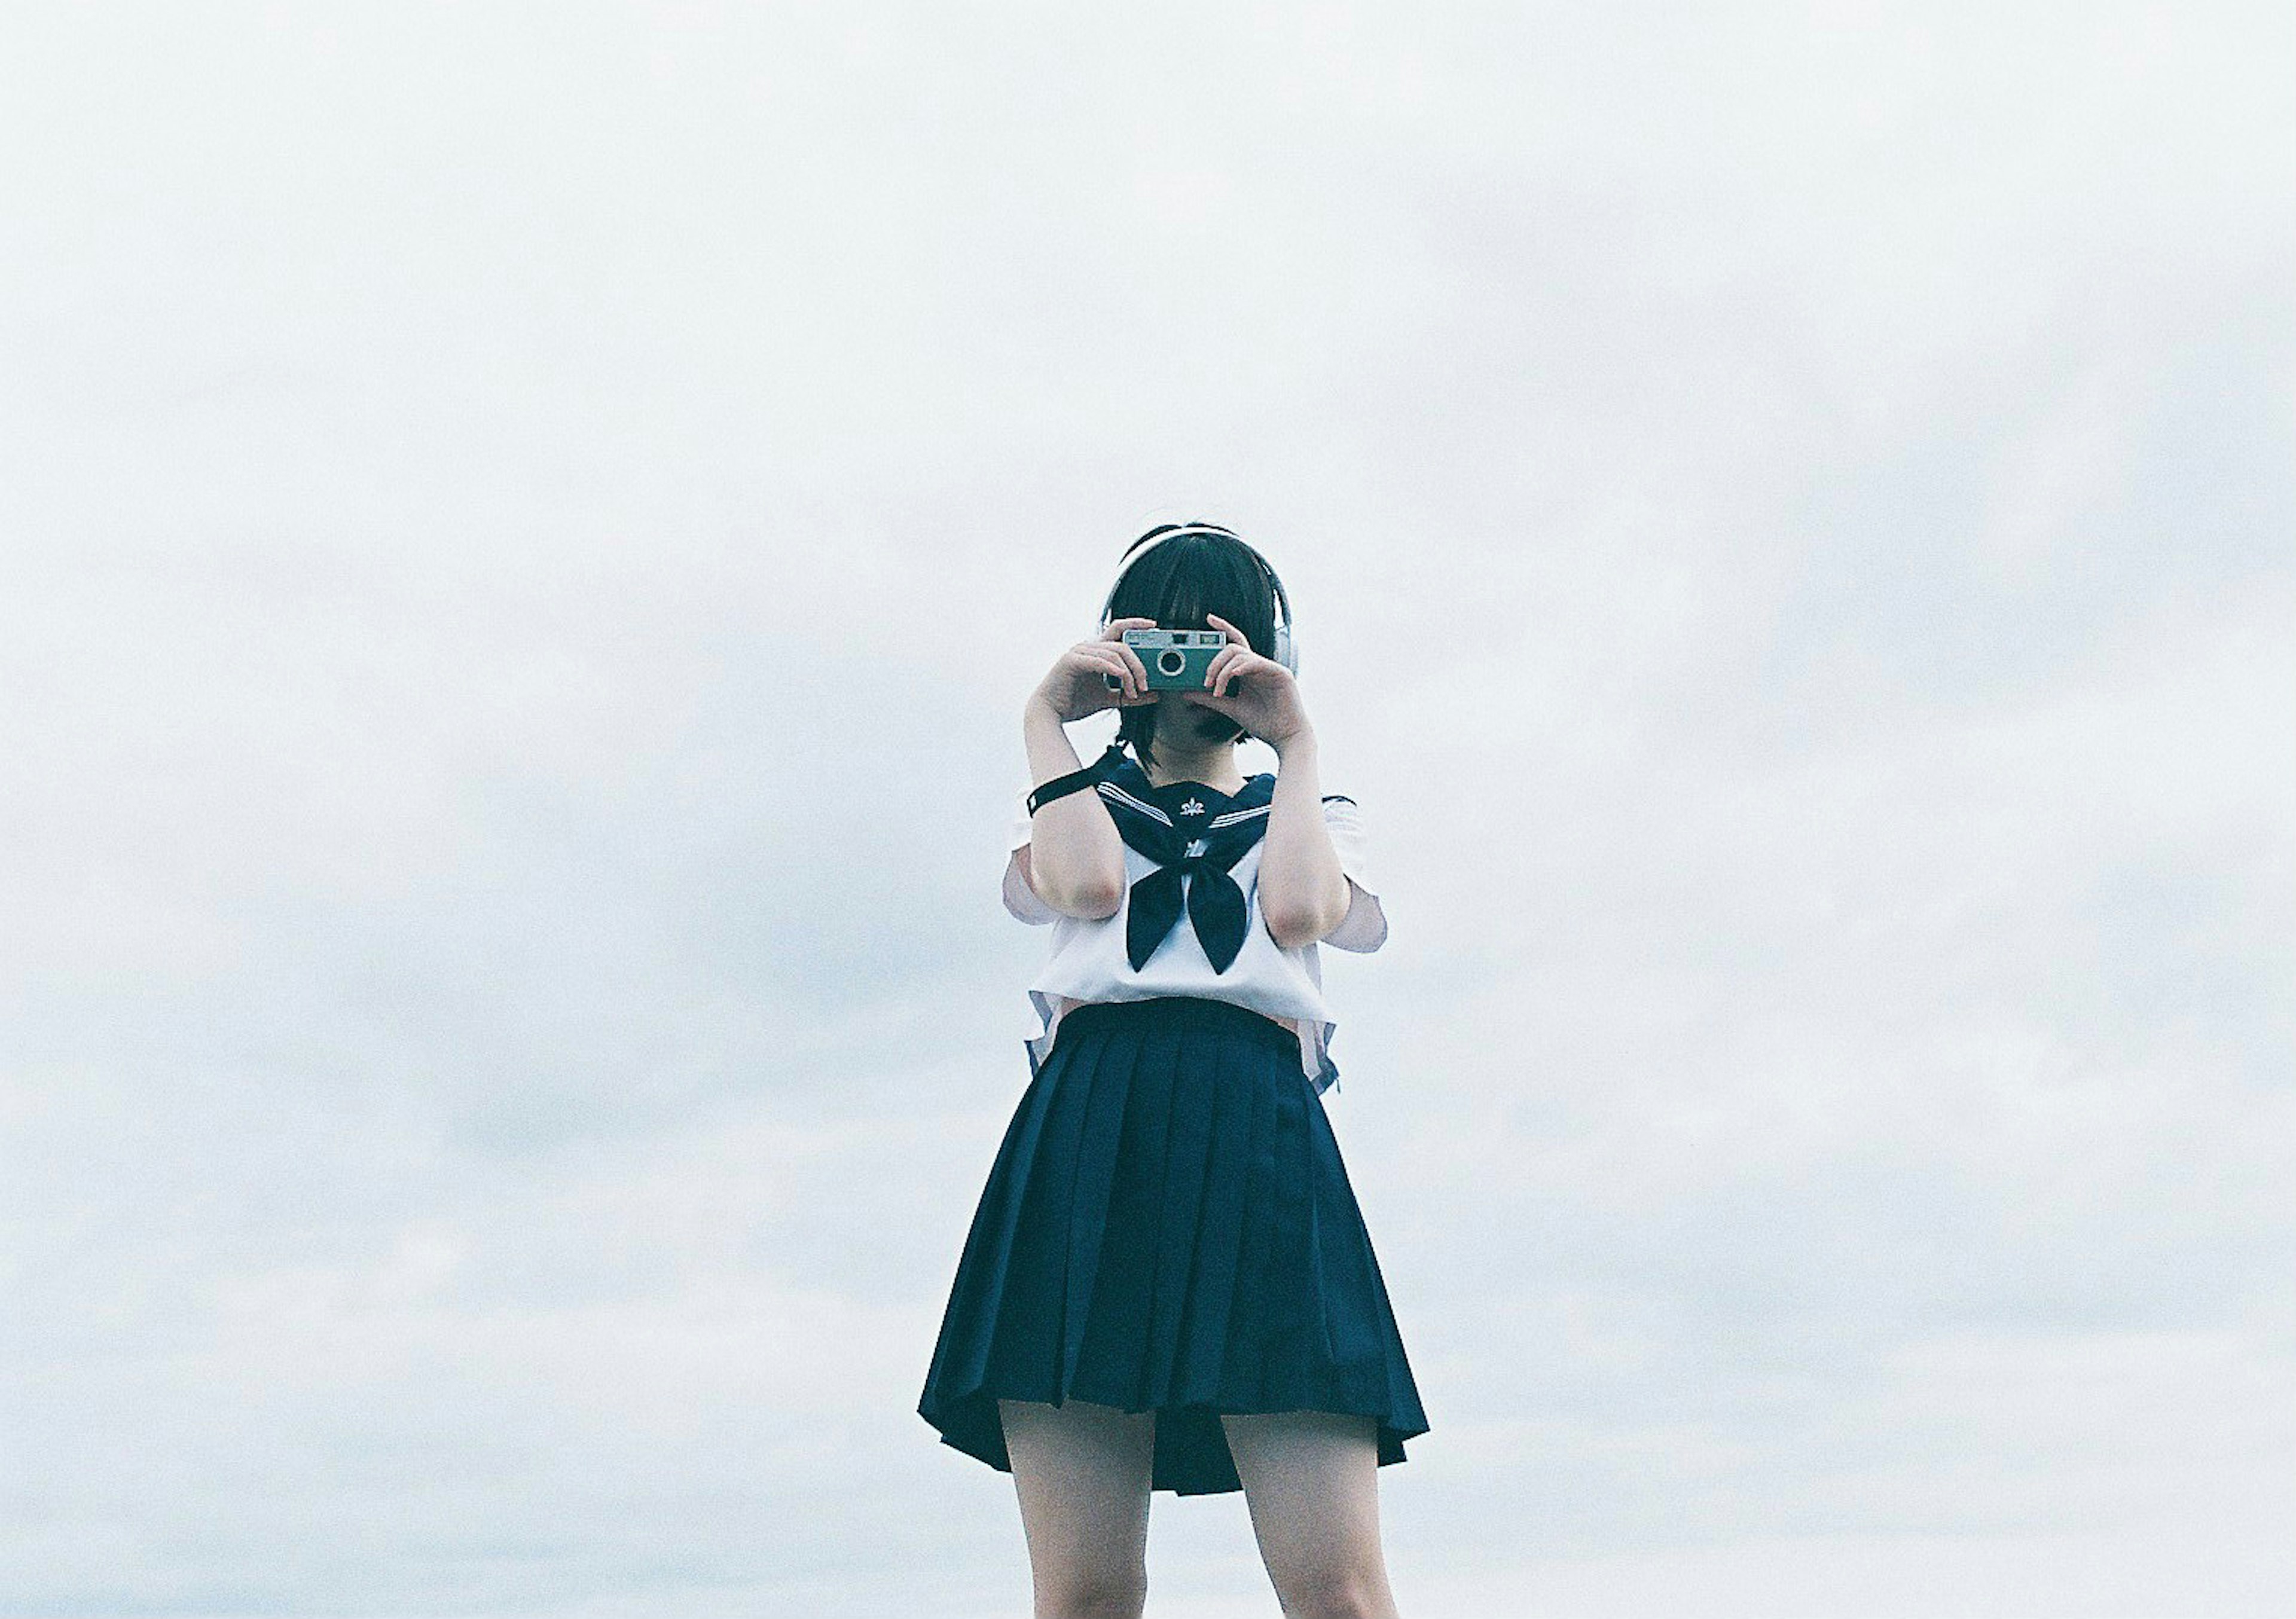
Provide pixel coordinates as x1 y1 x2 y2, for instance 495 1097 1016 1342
1180 613 1314 751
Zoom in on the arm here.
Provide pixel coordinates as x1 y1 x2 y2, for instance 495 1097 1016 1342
1256 726 1353 949
1174 611 1352 950
1019 695 1128 920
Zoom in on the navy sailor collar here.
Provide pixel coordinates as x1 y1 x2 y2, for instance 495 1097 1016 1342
1094 759 1278 973
1098 759 1276 830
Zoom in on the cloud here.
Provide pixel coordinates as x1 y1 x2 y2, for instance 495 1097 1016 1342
1 2 2288 1614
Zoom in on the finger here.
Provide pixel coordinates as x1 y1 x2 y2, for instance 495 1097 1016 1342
1080 646 1140 701
1207 636 1257 676
1205 612 1248 646
1101 618 1153 685
1212 648 1261 698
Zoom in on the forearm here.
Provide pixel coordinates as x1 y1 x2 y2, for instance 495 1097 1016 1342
1256 728 1351 948
1021 698 1127 917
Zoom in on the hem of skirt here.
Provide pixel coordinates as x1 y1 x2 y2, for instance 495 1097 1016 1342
918 1378 1429 1497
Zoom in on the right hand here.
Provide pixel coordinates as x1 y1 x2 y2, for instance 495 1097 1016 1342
1030 616 1162 723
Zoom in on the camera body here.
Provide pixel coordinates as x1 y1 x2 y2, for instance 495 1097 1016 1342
1101 627 1231 691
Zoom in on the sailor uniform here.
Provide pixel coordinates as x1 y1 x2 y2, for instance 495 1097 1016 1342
917 744 1428 1497
1000 744 1388 1097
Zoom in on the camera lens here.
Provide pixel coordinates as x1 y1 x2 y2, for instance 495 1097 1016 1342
1157 649 1187 677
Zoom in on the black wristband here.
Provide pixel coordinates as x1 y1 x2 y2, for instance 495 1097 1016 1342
1027 738 1128 817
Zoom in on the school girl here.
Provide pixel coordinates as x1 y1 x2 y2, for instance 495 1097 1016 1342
917 523 1428 1618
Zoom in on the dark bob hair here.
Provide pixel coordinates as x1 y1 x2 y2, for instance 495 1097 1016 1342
1104 522 1286 775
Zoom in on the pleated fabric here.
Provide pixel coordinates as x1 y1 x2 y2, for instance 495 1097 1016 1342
917 995 1429 1497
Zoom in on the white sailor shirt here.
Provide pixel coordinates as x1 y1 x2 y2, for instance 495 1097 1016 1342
1002 769 1388 1095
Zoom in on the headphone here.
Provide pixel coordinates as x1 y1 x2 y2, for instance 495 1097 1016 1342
1095 523 1299 676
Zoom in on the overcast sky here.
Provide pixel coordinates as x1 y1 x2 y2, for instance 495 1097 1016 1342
2 4 2290 1617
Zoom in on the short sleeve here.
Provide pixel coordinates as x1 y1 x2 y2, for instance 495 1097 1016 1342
1002 792 1057 924
1320 795 1388 952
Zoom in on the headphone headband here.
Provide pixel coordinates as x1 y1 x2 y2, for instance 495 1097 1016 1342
1096 523 1297 675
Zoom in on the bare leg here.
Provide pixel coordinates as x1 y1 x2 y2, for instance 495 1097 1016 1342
1222 1409 1402 1618
999 1397 1155 1619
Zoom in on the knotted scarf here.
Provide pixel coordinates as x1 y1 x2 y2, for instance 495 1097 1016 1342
1095 758 1278 973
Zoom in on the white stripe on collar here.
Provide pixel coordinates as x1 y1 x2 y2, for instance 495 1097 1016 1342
1096 783 1271 832
1096 781 1171 826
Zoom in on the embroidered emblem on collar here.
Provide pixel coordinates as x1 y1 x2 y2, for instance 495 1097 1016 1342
1179 795 1206 816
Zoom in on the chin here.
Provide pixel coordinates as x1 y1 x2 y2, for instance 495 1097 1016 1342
1147 699 1239 749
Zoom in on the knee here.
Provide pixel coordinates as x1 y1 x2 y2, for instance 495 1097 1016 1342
1035 1568 1147 1619
1278 1566 1396 1619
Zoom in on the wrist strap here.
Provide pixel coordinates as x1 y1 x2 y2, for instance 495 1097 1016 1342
1027 738 1129 817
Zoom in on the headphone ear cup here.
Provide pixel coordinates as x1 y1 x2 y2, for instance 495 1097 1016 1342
1271 622 1296 674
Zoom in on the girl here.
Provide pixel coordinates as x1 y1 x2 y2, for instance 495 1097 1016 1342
918 523 1427 1618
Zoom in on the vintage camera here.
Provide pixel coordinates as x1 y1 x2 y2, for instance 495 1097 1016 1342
1102 627 1231 691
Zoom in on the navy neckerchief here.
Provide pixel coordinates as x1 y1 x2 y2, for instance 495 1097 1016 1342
1095 759 1278 973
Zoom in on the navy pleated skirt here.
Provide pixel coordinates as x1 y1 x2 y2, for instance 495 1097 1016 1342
917 994 1429 1497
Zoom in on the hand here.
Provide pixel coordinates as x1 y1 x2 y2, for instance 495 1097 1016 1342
1029 616 1164 723
1178 613 1313 750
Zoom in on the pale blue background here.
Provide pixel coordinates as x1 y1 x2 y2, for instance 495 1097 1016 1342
2 3 2289 1615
